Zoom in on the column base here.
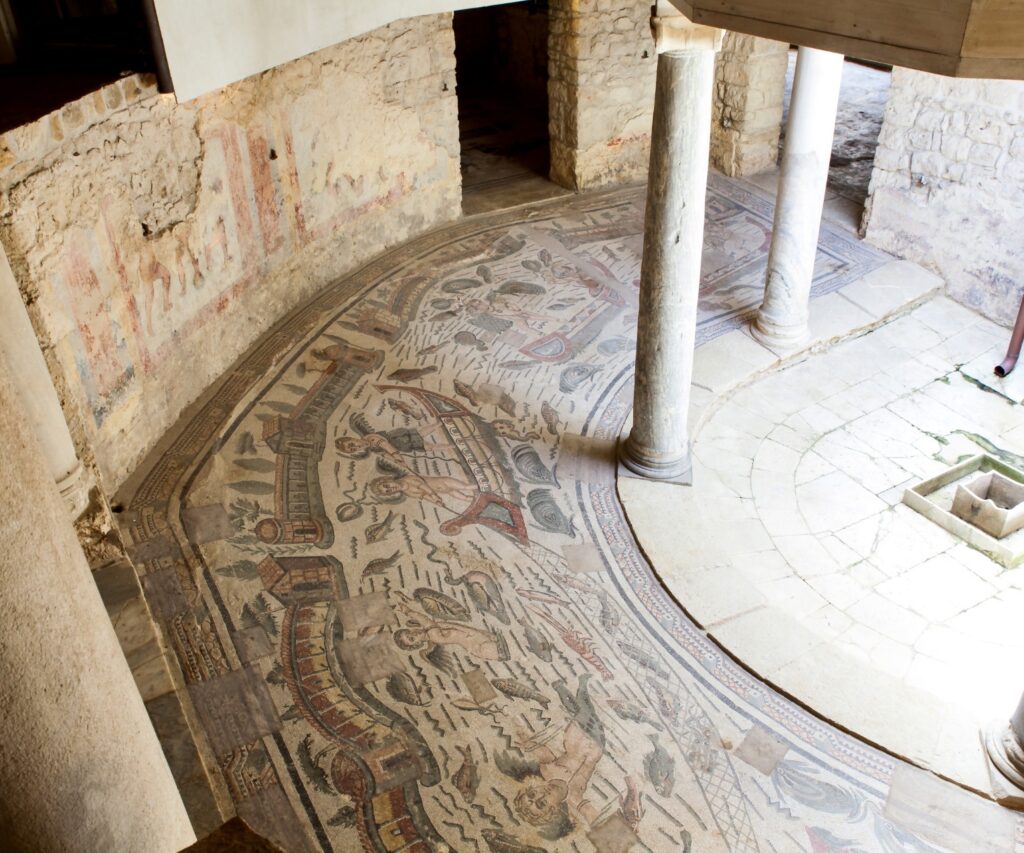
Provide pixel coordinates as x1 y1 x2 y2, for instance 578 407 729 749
985 721 1024 796
57 461 91 519
751 314 809 351
617 435 693 486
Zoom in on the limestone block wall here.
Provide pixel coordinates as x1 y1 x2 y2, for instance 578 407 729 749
711 33 789 177
0 14 461 489
548 0 657 190
864 68 1024 326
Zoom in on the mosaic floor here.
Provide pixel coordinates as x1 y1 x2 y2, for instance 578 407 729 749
120 179 1022 852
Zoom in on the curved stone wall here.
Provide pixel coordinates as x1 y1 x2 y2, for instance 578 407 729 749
0 14 462 489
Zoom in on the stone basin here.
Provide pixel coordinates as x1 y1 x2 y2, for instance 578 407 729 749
952 470 1024 539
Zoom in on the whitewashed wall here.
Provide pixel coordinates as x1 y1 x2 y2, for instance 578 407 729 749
154 0 495 101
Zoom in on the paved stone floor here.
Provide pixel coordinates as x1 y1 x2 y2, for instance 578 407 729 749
118 181 1024 852
623 296 1024 795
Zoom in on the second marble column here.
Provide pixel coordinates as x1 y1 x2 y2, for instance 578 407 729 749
753 46 844 349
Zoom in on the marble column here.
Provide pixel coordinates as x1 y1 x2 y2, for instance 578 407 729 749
620 17 722 482
987 690 1024 792
753 46 844 349
0 351 195 851
0 242 90 517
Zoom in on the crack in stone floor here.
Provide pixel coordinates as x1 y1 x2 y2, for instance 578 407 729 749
118 182 1024 852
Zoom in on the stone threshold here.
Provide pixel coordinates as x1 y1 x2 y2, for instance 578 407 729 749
616 258 1024 800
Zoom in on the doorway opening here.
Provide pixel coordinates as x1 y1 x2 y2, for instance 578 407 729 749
0 0 159 133
453 1 566 215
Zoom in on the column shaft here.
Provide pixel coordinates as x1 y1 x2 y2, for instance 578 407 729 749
0 243 89 516
754 46 844 349
0 351 195 851
621 44 716 482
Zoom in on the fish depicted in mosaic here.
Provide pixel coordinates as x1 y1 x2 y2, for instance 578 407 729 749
608 699 664 731
524 624 554 662
492 678 550 707
526 488 575 537
385 671 428 706
387 398 423 419
551 571 598 595
387 366 437 382
596 591 621 632
514 587 572 608
454 330 488 350
451 696 503 720
364 510 396 543
442 277 483 294
620 774 645 830
417 341 447 356
597 336 635 356
617 641 670 679
445 566 509 624
647 679 682 722
413 587 471 621
644 735 676 797
540 401 560 436
498 359 534 372
559 363 601 394
500 278 548 296
481 829 545 853
512 444 557 486
452 745 479 802
361 550 400 579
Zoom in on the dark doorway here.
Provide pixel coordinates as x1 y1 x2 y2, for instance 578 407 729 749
0 0 158 133
453 1 565 215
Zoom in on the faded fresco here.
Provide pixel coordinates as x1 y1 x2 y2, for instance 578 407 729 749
0 15 461 486
116 180 943 853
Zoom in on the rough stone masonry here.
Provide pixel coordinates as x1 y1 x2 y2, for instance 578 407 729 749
864 68 1024 327
0 14 462 489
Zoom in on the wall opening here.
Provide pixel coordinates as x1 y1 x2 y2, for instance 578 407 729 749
783 52 892 231
0 0 158 133
453 1 562 215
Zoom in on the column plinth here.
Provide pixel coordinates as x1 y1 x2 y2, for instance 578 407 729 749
753 46 844 350
620 18 721 484
987 691 1024 794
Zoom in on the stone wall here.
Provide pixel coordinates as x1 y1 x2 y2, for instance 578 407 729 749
711 33 788 177
0 14 461 488
864 68 1024 326
548 0 657 190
